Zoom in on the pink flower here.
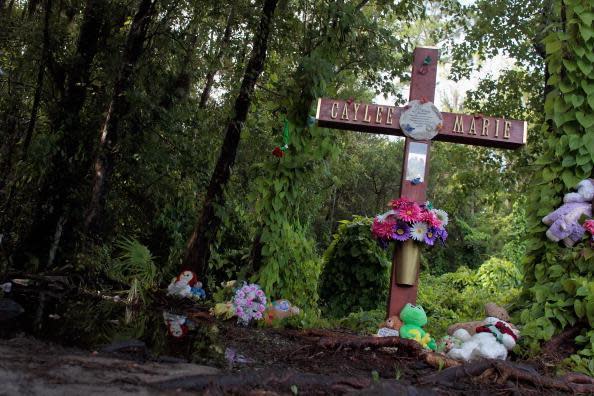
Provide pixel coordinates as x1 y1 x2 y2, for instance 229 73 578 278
584 219 594 234
421 211 442 228
397 203 421 222
389 197 414 210
372 218 396 239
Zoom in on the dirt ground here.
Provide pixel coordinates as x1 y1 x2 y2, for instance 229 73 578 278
0 316 578 395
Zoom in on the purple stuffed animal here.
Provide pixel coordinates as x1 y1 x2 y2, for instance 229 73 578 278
542 179 594 247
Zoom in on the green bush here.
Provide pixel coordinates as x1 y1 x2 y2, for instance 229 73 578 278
319 216 391 317
418 257 522 338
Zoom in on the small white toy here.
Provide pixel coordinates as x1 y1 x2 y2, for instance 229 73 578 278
447 317 520 362
167 270 206 300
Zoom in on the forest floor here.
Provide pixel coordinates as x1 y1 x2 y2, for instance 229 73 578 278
0 277 590 395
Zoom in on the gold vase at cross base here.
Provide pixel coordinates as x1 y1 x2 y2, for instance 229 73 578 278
394 239 420 286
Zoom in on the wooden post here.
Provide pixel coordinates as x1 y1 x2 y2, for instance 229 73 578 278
386 47 439 318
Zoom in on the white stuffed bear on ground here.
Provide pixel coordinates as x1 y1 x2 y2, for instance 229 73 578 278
447 317 520 362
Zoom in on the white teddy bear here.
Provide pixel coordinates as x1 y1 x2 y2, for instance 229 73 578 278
447 317 520 362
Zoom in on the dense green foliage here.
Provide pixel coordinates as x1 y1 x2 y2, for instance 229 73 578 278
319 217 391 317
518 0 594 375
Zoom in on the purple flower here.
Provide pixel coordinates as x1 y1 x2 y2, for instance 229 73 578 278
393 222 411 241
424 227 437 246
435 228 448 245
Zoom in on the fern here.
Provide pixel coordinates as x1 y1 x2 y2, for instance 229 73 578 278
106 237 158 300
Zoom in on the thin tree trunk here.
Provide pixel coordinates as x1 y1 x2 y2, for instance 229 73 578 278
183 0 279 278
84 0 157 235
21 0 51 160
198 3 235 109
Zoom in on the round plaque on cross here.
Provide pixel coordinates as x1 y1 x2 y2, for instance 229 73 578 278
399 100 443 141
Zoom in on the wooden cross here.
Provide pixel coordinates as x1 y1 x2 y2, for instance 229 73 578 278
315 47 527 318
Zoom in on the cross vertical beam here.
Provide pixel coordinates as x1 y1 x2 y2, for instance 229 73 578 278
386 47 439 318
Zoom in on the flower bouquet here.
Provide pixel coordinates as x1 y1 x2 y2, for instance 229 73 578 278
371 198 448 286
371 198 448 246
232 283 267 325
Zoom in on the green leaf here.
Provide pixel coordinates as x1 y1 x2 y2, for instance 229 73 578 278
570 94 585 107
562 169 582 188
580 24 594 41
588 95 594 110
582 81 594 95
579 12 594 27
562 155 577 167
577 59 593 76
569 134 583 150
545 39 562 54
576 112 594 129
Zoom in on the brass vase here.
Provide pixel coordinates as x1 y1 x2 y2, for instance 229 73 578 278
394 239 420 286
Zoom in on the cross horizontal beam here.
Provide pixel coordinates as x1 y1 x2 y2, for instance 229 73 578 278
315 98 527 149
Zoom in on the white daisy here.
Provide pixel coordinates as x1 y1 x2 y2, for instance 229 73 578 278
410 222 427 241
432 209 448 227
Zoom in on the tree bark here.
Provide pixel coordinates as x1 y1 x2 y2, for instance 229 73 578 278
183 0 279 278
21 0 51 160
198 3 235 109
84 0 157 236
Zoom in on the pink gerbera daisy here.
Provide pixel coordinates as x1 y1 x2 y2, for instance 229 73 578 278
397 203 421 222
421 210 442 228
372 218 397 240
389 197 414 210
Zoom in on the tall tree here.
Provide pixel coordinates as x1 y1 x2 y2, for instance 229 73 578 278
183 0 279 277
84 0 158 235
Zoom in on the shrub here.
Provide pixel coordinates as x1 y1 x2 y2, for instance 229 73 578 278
319 216 391 317
418 257 522 337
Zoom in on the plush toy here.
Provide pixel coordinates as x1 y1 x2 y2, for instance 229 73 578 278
447 317 520 361
163 311 194 338
447 302 510 336
376 315 402 337
264 299 300 324
543 179 594 247
436 335 462 353
399 303 436 350
167 270 206 300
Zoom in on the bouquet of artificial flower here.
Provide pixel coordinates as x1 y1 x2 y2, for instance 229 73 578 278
371 198 448 246
232 283 267 325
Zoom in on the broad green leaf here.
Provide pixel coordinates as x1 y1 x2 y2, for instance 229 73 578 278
576 112 594 129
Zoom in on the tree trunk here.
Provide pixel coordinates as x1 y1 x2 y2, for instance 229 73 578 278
198 3 235 109
13 0 108 264
21 0 51 160
84 0 157 236
183 0 279 278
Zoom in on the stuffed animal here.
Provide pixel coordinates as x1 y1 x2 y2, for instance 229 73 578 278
376 315 402 337
263 299 300 324
543 179 594 247
436 335 462 353
167 270 206 300
163 311 194 338
447 317 520 361
447 302 510 336
399 303 436 350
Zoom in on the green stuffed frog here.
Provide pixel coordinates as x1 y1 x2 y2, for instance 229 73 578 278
399 303 436 351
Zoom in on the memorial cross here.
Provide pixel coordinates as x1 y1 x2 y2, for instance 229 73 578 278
315 47 527 318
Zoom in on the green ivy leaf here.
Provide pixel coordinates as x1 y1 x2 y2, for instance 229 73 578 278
579 24 594 42
576 112 594 129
